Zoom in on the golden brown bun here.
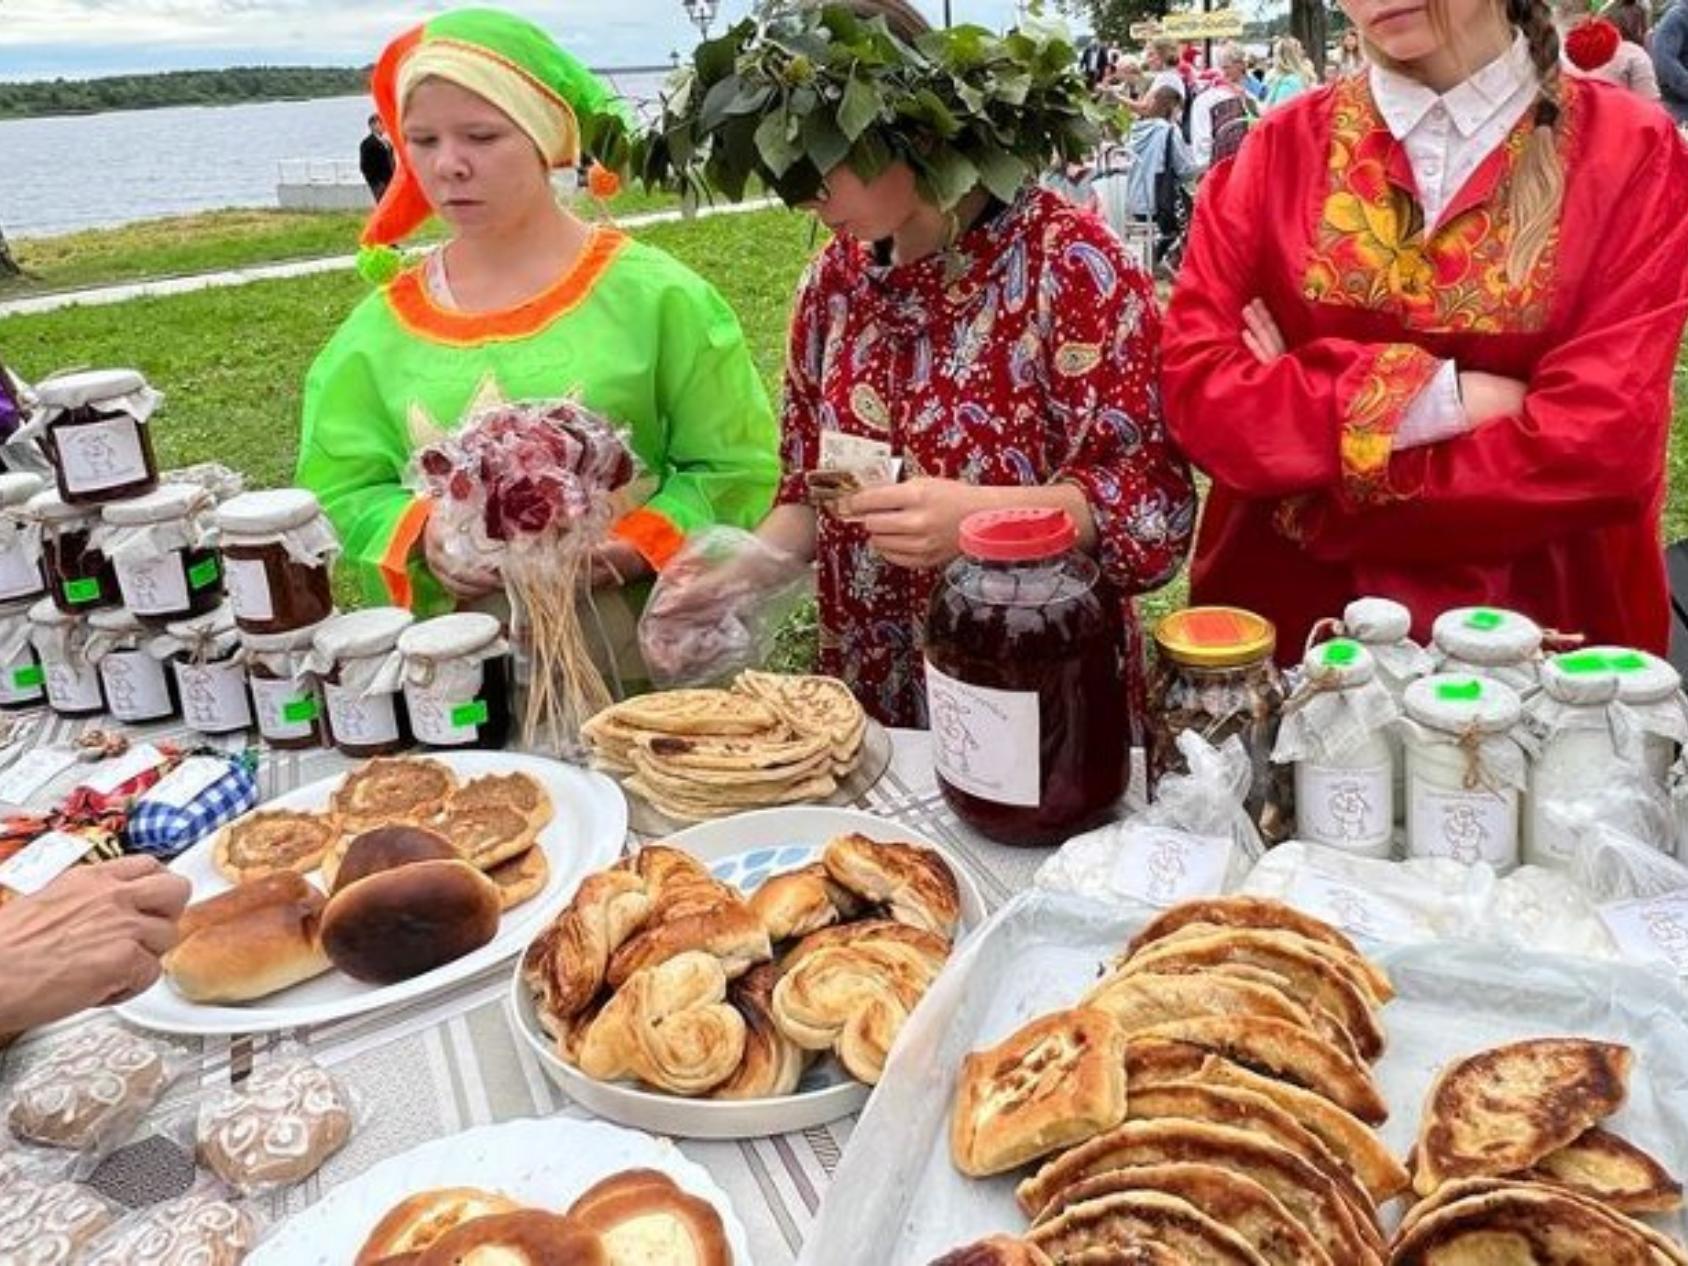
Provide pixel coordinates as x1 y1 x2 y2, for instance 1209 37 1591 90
713 963 806 1100
564 1168 732 1266
488 846 550 912
415 1211 607 1265
164 885 330 1003
821 833 961 938
322 858 502 985
605 905 772 988
177 871 318 941
783 918 952 972
355 1188 524 1263
333 825 457 894
565 1169 677 1223
578 951 748 1097
523 870 652 1025
771 938 947 1085
747 864 846 942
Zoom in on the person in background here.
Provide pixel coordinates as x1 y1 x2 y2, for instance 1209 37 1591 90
359 113 395 202
0 858 190 1034
1557 0 1659 99
1082 37 1112 86
1264 36 1318 106
1190 43 1257 167
1244 53 1270 99
1336 26 1368 74
1135 37 1189 109
1656 0 1688 121
1324 62 1344 83
1098 84 1199 260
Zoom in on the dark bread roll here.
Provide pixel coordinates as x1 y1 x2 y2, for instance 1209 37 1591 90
321 856 501 985
333 825 457 894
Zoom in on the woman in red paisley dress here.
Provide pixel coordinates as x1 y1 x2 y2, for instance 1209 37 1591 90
1162 0 1688 659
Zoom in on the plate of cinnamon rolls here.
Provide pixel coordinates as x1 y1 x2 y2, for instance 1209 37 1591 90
512 807 989 1138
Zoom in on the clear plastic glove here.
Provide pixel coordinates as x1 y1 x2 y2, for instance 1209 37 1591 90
638 528 812 688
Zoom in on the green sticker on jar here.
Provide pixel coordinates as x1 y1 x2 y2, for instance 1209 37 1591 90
188 557 220 590
1558 651 1609 676
281 697 320 723
1464 609 1504 631
1609 652 1648 673
62 577 101 604
452 699 489 728
1322 639 1360 667
1436 679 1483 701
11 665 43 689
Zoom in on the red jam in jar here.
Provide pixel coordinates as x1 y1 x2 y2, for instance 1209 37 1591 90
28 490 119 616
924 508 1128 846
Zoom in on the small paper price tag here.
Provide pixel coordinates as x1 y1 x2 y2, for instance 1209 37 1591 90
281 697 321 724
188 557 220 590
11 664 43 689
451 699 490 728
0 747 80 806
0 831 95 896
63 577 102 605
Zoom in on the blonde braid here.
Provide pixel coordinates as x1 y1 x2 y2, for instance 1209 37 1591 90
1506 0 1565 284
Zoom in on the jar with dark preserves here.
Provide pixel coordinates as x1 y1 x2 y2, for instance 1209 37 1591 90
240 621 329 751
32 369 161 506
924 508 1127 847
95 484 223 624
161 605 253 736
27 599 105 718
0 472 47 605
398 613 512 751
1148 607 1291 844
308 608 415 758
27 490 119 616
86 608 178 724
214 489 339 636
0 600 44 710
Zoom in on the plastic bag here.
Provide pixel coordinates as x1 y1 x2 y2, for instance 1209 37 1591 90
1547 797 1688 904
194 1056 358 1197
77 1179 259 1266
4 1023 185 1166
638 527 812 688
0 1173 121 1263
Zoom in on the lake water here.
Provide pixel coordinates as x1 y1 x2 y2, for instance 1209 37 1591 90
0 70 670 239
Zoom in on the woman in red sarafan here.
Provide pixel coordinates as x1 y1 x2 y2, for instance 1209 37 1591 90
1162 0 1688 661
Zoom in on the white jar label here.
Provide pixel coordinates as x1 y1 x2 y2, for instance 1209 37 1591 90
925 659 1040 808
1598 892 1688 974
405 670 484 747
0 546 40 601
1297 763 1394 854
0 649 42 705
252 674 320 741
1408 773 1518 868
324 681 400 747
99 650 172 721
224 556 275 623
54 418 149 493
1107 826 1233 907
174 660 253 732
114 552 188 616
44 659 102 712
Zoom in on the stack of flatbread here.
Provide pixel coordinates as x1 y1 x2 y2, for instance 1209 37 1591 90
582 672 867 822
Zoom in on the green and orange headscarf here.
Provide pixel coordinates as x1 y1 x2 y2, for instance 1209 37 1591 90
360 7 625 280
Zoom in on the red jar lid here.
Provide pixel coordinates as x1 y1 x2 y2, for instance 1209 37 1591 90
959 508 1078 562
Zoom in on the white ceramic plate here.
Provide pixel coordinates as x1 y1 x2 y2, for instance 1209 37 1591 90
248 1116 751 1265
118 752 626 1036
511 806 990 1140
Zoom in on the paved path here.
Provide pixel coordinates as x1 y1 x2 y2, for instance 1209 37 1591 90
0 198 781 319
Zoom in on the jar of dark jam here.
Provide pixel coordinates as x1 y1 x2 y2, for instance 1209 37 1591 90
241 620 329 751
1147 607 1291 845
33 369 161 506
27 599 105 718
27 490 119 617
0 473 47 606
86 607 178 725
924 508 1127 846
398 613 512 751
310 607 415 758
164 605 253 736
214 489 339 636
0 600 45 711
97 484 223 624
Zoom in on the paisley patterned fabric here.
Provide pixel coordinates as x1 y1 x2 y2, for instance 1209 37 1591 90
777 187 1195 727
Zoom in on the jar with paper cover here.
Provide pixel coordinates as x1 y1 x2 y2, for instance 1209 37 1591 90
1272 638 1399 858
27 489 118 616
397 613 512 751
86 608 177 724
1401 674 1526 871
214 489 338 636
1323 596 1434 822
161 605 253 736
309 608 414 758
1148 606 1290 844
924 508 1126 846
240 622 328 750
95 484 223 623
26 599 104 718
0 601 44 710
31 369 162 505
0 472 46 605
1579 646 1688 785
1431 606 1543 695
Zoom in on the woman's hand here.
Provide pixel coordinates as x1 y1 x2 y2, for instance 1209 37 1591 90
838 478 987 571
1241 298 1287 364
424 509 502 601
1458 372 1529 424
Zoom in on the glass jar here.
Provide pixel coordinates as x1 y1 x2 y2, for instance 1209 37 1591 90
161 606 253 736
26 599 105 718
1334 596 1435 823
95 484 223 624
1271 638 1399 859
1431 606 1543 697
0 600 44 711
309 607 414 758
85 608 178 725
924 509 1126 847
0 472 46 605
26 490 119 616
32 369 161 506
214 489 339 636
1402 674 1526 872
398 613 512 751
1148 606 1290 844
240 621 328 751
1580 646 1688 786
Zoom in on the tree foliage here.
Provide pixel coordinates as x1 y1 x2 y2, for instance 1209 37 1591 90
0 67 372 119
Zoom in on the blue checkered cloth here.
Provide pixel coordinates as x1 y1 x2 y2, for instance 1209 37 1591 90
127 754 259 859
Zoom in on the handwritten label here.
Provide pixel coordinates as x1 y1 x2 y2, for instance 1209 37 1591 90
925 660 1040 808
144 755 232 809
0 831 95 895
0 547 41 601
1297 763 1393 857
324 682 400 747
1599 893 1688 975
77 743 169 796
1407 774 1519 869
98 650 173 722
223 556 274 623
0 748 80 806
252 674 319 741
114 553 187 616
1109 827 1232 907
174 661 252 732
54 417 148 494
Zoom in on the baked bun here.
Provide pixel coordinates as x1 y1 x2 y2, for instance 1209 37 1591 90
713 963 805 1100
333 824 457 894
195 1059 352 1194
747 864 852 942
355 1188 523 1264
321 847 502 985
7 1026 167 1151
579 951 748 1096
164 875 330 1003
523 871 651 1025
416 1211 607 1265
564 1169 732 1266
821 833 960 937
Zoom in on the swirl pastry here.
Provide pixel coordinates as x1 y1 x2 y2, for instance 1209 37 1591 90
579 951 748 1096
7 1025 167 1152
747 864 862 942
820 833 961 937
0 1180 114 1266
80 1192 256 1266
523 870 652 1025
211 808 339 883
330 756 456 834
771 939 947 1085
196 1059 353 1194
712 963 805 1100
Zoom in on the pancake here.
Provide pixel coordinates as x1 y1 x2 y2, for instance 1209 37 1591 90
1082 970 1322 1041
1027 1190 1268 1265
1525 1127 1683 1215
1390 1182 1656 1265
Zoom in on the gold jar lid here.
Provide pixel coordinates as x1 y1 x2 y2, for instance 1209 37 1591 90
1154 606 1277 669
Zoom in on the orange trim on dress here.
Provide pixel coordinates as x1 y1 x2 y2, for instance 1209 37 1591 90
1339 344 1441 507
612 507 686 571
386 227 628 346
382 496 434 609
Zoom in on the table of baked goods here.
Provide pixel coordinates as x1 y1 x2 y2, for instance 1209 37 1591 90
0 710 1045 1266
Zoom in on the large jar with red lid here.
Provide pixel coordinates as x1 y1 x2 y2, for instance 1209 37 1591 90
924 508 1127 846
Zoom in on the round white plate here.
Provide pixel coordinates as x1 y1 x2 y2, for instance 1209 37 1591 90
118 752 627 1036
248 1116 751 1265
511 806 988 1140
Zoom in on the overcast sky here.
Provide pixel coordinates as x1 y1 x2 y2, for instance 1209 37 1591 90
0 0 1037 80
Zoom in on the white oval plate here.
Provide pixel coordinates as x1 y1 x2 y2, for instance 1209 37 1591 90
511 806 989 1140
118 752 627 1036
248 1116 751 1265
